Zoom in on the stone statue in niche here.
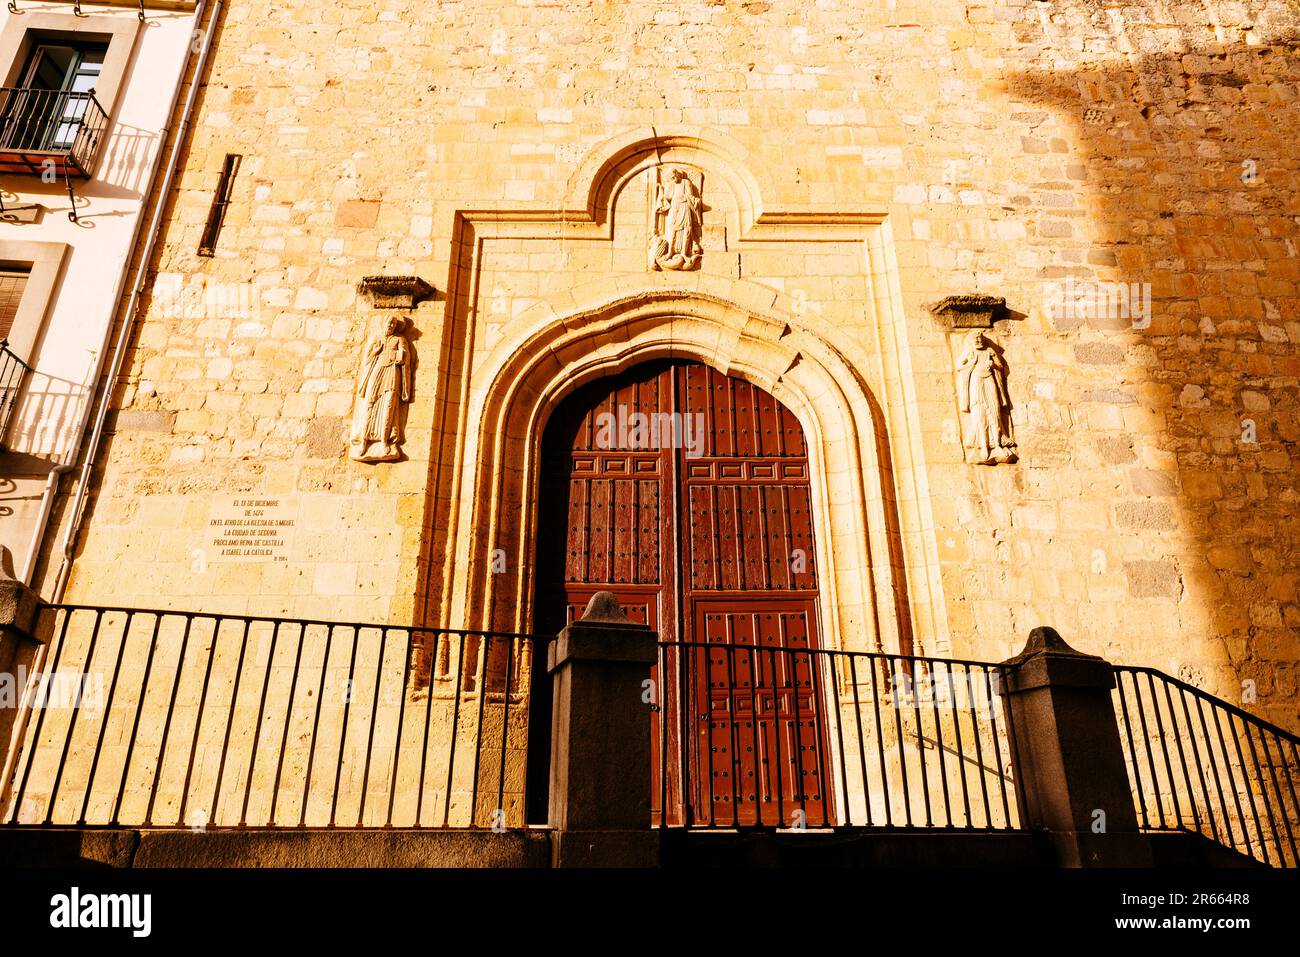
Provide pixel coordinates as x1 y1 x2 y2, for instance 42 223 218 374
648 166 703 271
955 329 1017 465
349 317 413 463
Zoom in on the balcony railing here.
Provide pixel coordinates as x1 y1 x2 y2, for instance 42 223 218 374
0 340 31 448
3 599 1296 868
1 605 535 829
0 87 109 178
654 641 1024 830
1114 666 1300 867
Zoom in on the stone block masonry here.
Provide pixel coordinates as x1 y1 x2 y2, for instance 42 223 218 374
34 0 1300 737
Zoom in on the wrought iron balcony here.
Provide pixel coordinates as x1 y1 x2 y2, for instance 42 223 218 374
0 87 109 179
0 339 31 448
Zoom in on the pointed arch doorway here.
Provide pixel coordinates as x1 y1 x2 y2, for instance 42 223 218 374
526 358 832 827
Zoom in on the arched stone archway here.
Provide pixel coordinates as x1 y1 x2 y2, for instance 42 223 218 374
442 279 911 661
419 128 950 661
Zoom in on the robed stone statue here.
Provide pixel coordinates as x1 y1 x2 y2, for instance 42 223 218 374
349 317 413 463
955 329 1017 465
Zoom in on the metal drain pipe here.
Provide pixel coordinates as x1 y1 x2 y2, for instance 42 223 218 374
48 0 221 600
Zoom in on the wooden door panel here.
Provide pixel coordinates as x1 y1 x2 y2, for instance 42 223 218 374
532 360 829 828
691 600 830 827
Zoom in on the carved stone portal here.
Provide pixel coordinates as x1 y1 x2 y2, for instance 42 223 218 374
955 329 1017 465
648 167 703 271
349 317 413 463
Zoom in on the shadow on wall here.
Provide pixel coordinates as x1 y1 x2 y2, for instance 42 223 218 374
1006 35 1300 732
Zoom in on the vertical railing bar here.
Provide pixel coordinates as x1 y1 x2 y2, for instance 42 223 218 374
111 613 163 825
847 654 872 826
943 660 972 827
143 613 196 828
1225 711 1267 865
468 636 491 827
387 629 415 828
700 640 718 827
963 664 993 829
268 623 307 827
238 619 281 827
765 644 785 829
441 634 469 828
783 639 811 829
1130 673 1166 827
1114 672 1149 829
1275 737 1300 867
495 634 516 826
910 660 933 827
1239 716 1281 866
888 656 913 826
415 633 439 828
78 610 133 825
742 642 764 826
1289 741 1300 867
328 626 361 828
1256 729 1296 867
1175 685 1216 843
1144 671 1183 827
828 652 852 827
1207 696 1249 855
994 668 1029 830
929 659 953 827
1189 691 1231 849
867 654 891 827
657 643 668 826
177 617 224 828
804 648 833 828
210 617 253 829
723 636 740 828
678 638 693 827
299 624 335 827
357 627 389 827
1158 676 1199 833
44 609 106 823
981 666 1013 830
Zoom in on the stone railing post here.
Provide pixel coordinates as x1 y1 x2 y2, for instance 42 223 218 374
0 547 44 788
998 626 1152 866
547 591 658 867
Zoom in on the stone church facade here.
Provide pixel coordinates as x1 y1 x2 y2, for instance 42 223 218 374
3 2 1299 860
36 0 1295 727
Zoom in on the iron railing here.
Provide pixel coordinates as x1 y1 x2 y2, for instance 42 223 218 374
1 605 535 830
0 340 30 447
654 641 1023 831
0 87 109 177
1114 666 1299 867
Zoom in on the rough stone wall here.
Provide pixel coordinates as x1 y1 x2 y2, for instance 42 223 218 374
42 0 1300 732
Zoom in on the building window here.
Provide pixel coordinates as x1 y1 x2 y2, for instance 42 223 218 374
0 265 31 342
0 12 142 181
15 41 107 150
0 39 108 174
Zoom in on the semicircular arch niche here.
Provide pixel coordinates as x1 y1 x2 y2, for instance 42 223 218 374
419 130 949 665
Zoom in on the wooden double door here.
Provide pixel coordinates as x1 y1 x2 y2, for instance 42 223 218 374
528 359 831 827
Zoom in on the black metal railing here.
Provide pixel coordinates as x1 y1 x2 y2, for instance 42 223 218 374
1 605 536 830
0 340 31 447
1114 666 1299 867
0 87 109 177
654 641 1023 831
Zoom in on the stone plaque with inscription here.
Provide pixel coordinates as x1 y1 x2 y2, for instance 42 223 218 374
206 497 298 562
